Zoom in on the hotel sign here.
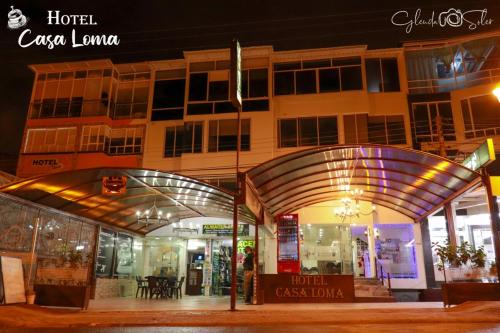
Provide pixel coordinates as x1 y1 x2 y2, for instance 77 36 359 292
261 274 355 303
462 138 495 171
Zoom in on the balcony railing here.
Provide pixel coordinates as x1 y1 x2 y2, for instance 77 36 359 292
408 68 500 94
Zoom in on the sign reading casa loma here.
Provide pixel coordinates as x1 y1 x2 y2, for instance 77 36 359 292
276 275 345 299
262 274 355 303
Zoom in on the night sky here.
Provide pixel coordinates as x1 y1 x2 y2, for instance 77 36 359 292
0 0 499 172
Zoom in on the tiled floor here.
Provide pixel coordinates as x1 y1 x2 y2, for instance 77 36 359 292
88 296 444 311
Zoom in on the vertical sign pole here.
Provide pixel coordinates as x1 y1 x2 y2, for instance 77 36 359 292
230 39 242 311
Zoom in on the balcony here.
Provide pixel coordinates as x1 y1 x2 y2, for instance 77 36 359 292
408 68 500 94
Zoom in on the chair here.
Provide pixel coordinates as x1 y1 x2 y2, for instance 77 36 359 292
172 276 185 299
135 276 148 298
146 276 162 299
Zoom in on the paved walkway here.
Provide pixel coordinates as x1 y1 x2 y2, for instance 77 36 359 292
0 300 499 329
88 296 443 311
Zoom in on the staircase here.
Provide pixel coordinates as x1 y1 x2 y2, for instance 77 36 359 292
354 278 396 302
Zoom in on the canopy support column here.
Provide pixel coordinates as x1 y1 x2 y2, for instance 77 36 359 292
444 203 457 249
482 171 500 280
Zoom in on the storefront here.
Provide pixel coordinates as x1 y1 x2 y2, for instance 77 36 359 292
1 144 494 307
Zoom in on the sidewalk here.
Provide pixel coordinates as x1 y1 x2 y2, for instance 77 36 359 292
0 301 499 328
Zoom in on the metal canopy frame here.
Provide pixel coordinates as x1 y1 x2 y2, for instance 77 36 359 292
245 145 482 221
0 167 255 235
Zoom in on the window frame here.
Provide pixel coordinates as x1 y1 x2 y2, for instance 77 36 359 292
278 116 339 148
273 57 363 96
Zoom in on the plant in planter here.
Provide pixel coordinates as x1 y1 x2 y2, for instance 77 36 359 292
25 287 36 305
66 250 83 269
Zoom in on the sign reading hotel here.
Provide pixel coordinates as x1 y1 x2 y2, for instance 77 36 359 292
261 274 355 303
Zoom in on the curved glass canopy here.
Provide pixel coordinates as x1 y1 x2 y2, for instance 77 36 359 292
246 145 482 220
0 168 253 234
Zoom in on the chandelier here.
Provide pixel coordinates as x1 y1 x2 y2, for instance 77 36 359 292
334 188 376 221
136 199 172 226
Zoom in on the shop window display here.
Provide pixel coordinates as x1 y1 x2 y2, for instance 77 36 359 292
299 224 353 275
374 224 417 279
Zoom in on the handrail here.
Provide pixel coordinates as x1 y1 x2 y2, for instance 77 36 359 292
375 258 392 296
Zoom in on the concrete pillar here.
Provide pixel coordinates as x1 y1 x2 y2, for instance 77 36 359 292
420 218 437 288
367 225 376 278
444 203 457 248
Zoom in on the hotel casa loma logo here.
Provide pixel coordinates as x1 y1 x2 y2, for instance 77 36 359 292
7 6 120 49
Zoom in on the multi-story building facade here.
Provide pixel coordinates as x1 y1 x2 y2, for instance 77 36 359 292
14 31 500 296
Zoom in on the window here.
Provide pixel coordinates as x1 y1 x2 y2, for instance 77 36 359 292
80 125 110 152
208 119 250 152
273 57 362 96
367 116 406 144
410 102 455 143
187 70 236 115
344 114 368 144
152 69 186 121
24 127 76 153
344 114 406 144
366 58 400 92
163 122 203 158
278 117 338 148
108 127 144 155
461 94 500 138
113 73 150 119
241 68 269 112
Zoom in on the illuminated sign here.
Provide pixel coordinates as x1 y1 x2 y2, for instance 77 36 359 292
230 39 242 108
462 138 495 171
102 176 127 195
202 224 249 236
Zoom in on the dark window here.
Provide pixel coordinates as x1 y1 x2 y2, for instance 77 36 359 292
187 103 212 115
299 117 318 146
340 67 363 91
274 62 301 71
249 69 268 98
332 57 361 66
184 122 203 153
366 59 382 92
208 119 250 152
296 70 317 94
242 99 269 112
164 127 176 157
318 117 338 145
209 81 229 101
303 59 331 69
367 116 387 144
437 102 455 141
274 72 295 95
69 97 83 117
54 98 70 117
153 79 185 109
40 99 55 118
152 109 184 121
319 69 340 93
279 119 298 148
214 101 236 114
381 59 400 92
75 71 87 79
188 73 208 101
386 116 406 144
366 58 400 92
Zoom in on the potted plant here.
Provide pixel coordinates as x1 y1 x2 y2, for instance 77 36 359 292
26 288 36 305
67 250 83 269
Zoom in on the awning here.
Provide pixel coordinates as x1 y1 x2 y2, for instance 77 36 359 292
0 168 254 235
246 145 482 221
